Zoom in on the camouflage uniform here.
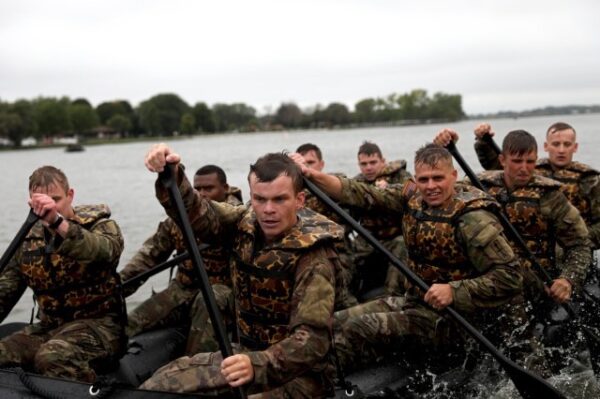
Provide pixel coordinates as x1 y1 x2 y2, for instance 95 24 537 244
475 171 592 298
303 173 358 310
331 178 523 372
351 160 413 297
120 188 242 354
140 167 343 398
0 205 125 382
475 139 600 249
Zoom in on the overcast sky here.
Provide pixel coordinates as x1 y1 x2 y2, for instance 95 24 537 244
1 0 599 115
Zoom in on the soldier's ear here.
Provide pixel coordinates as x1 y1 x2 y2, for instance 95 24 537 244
499 154 506 168
296 190 305 209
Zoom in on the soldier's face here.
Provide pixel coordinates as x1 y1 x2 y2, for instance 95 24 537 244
499 150 537 189
358 153 385 182
301 150 325 172
29 181 74 217
194 173 228 202
544 129 578 167
249 173 305 243
414 161 457 208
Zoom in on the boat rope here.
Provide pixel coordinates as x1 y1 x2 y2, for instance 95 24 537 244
13 367 68 399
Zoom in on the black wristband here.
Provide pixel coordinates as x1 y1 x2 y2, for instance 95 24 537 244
49 214 64 230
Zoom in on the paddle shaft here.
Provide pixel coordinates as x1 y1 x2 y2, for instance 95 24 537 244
0 209 39 274
159 165 246 399
303 177 565 399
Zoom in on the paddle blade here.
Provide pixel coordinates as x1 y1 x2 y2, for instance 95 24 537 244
505 363 565 399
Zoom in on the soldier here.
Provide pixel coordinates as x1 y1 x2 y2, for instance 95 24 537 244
473 122 600 250
140 146 343 397
435 128 592 369
294 144 524 372
119 164 242 355
296 143 357 309
0 166 125 382
352 141 412 298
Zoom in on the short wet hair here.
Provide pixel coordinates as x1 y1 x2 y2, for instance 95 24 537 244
29 166 69 192
249 152 303 193
414 143 453 168
195 164 227 185
502 130 537 156
358 141 383 158
547 122 576 138
296 143 322 161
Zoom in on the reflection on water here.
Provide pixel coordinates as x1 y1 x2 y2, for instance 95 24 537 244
2 114 600 397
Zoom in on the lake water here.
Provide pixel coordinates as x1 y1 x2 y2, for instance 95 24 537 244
2 113 600 323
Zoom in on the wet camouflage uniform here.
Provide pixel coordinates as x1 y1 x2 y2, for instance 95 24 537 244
475 171 591 298
0 205 125 382
140 167 343 398
303 173 358 310
475 139 600 250
120 187 242 355
351 160 413 297
331 178 523 372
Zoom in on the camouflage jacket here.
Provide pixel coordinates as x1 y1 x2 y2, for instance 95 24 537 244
475 171 592 291
155 166 342 390
0 205 124 326
119 187 243 295
351 160 413 240
339 177 523 313
475 138 600 249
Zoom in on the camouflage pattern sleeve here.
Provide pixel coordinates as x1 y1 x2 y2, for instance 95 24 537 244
474 138 502 171
0 258 28 322
118 218 178 295
542 190 592 289
155 165 245 244
449 210 522 313
246 245 335 386
57 218 124 266
582 174 600 249
339 177 410 214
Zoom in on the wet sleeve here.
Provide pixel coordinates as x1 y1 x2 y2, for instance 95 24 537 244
339 177 411 214
118 218 178 296
154 164 245 243
57 217 124 267
542 191 592 290
474 138 502 171
0 258 27 323
449 210 523 313
582 174 600 250
247 246 335 387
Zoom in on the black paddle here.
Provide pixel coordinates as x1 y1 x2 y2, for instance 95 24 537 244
159 164 246 399
0 209 39 274
302 177 565 399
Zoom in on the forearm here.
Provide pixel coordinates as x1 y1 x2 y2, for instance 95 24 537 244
474 139 502 171
305 169 344 200
561 244 592 290
339 177 408 213
0 260 27 322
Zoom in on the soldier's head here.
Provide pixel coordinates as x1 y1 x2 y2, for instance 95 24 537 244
29 166 74 217
194 164 229 202
414 143 457 208
544 122 578 167
499 130 537 189
248 152 305 243
357 141 386 182
296 143 325 172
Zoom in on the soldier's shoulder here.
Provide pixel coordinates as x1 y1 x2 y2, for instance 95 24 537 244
531 174 563 189
73 204 112 224
569 161 600 176
226 186 244 205
282 208 344 249
478 170 504 185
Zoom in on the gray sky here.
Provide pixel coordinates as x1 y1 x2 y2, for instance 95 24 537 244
1 0 599 114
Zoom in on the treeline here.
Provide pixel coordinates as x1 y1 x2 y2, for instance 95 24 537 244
471 104 600 119
0 89 465 147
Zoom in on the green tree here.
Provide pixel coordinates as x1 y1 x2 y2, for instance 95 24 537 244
137 93 190 135
323 102 351 126
180 112 196 134
275 103 303 128
192 102 216 133
96 100 135 125
69 103 99 134
397 89 430 120
354 98 377 123
427 92 465 121
107 114 132 134
0 102 23 146
212 103 256 132
32 97 71 138
72 98 92 107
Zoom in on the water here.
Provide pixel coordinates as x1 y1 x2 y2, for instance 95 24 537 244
2 113 600 397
